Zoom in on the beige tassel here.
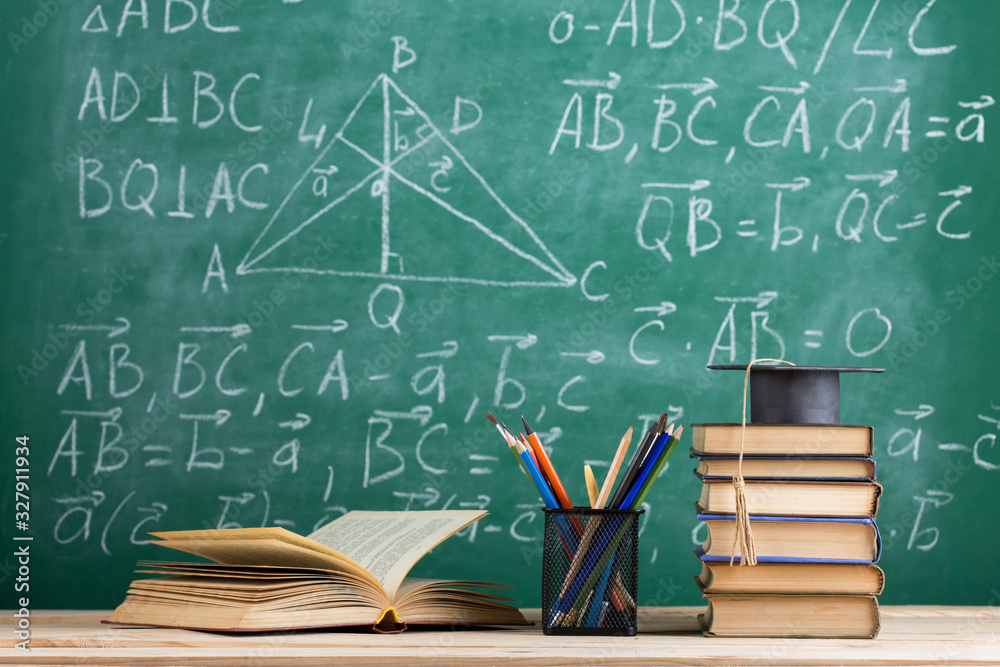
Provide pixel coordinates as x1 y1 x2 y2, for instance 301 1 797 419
729 358 795 567
730 473 755 566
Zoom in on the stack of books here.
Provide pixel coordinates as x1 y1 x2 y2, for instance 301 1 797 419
691 422 884 639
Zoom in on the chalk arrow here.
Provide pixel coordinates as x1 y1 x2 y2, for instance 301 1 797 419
487 334 537 350
635 301 678 317
656 77 718 95
759 81 810 95
417 341 459 359
765 177 811 192
847 170 898 187
278 413 311 431
180 324 252 338
61 407 123 421
854 79 907 93
392 486 441 508
180 409 231 426
560 350 606 364
54 490 105 506
562 71 621 90
291 319 349 334
895 405 935 420
60 316 131 338
642 180 711 191
939 185 972 198
959 95 995 110
715 291 780 309
374 405 434 427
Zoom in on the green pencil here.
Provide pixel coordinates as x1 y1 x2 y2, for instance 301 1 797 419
631 423 684 509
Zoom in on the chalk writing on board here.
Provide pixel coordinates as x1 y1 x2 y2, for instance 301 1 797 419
908 488 952 552
237 74 577 288
16 0 1000 614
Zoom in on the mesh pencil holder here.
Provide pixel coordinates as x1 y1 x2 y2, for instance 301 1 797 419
541 507 643 636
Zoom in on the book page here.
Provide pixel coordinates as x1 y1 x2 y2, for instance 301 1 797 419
146 538 378 587
307 510 486 599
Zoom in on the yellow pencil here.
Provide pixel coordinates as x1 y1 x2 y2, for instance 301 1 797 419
584 464 599 508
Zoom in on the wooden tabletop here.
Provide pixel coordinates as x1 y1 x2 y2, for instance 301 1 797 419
2 606 998 665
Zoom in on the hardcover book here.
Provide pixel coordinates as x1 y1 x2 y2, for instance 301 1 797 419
696 477 882 518
693 454 875 481
691 423 874 457
700 593 880 638
697 514 881 563
696 561 885 596
107 510 529 633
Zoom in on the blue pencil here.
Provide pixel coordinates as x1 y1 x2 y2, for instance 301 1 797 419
584 555 616 626
616 429 674 510
517 439 560 509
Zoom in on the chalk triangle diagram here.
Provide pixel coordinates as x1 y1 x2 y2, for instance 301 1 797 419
237 74 576 287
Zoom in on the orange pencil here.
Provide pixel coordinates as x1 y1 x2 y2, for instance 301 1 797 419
518 433 541 470
522 416 573 509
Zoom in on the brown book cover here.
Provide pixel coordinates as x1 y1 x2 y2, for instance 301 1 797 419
700 593 880 638
691 423 874 457
697 479 882 518
696 561 885 596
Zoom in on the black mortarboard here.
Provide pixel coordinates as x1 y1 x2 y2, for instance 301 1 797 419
708 364 885 425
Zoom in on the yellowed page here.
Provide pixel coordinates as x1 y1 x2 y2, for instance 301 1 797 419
149 527 370 578
307 510 485 599
145 538 379 589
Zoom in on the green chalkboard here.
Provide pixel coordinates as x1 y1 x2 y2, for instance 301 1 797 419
2 0 999 612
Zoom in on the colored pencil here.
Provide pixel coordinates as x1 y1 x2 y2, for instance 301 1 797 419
486 413 529 477
595 425 632 509
584 464 599 508
493 407 678 630
553 513 630 625
516 437 560 509
609 413 666 510
551 425 633 623
522 416 574 509
618 423 683 510
631 423 684 509
519 433 544 482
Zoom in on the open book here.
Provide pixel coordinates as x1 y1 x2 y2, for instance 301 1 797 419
108 510 529 633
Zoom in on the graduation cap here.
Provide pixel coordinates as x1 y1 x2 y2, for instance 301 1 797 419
708 364 885 425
